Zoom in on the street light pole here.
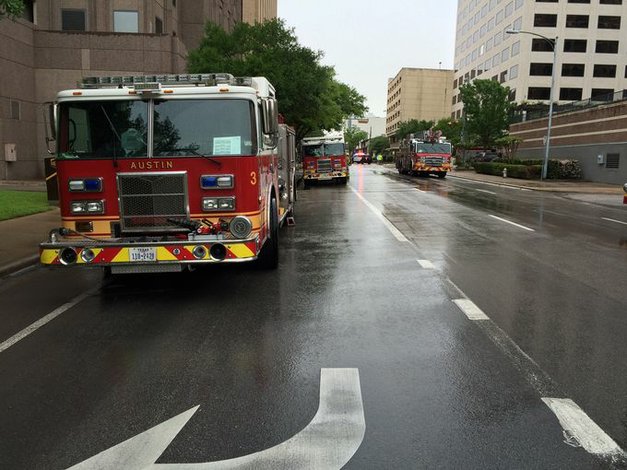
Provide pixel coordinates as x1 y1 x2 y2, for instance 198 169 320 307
506 29 557 180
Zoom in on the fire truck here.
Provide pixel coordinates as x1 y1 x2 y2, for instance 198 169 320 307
300 133 348 187
39 73 296 274
395 130 452 178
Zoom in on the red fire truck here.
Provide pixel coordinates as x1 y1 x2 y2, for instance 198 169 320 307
395 130 452 178
40 73 296 273
300 133 348 187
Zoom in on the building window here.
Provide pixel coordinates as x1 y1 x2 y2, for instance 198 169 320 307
561 63 585 76
500 71 507 83
606 154 620 169
10 100 20 120
21 0 34 22
566 15 589 28
509 64 519 79
155 16 163 34
593 64 617 77
536 0 558 2
530 63 553 76
559 88 583 100
114 10 139 33
511 40 520 56
598 16 621 29
528 87 551 100
563 39 587 52
532 38 554 52
591 88 614 100
595 40 619 53
62 9 86 31
568 0 590 3
600 0 622 3
508 89 517 101
534 14 557 27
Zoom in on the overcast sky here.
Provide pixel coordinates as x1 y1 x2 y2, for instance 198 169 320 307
278 0 458 118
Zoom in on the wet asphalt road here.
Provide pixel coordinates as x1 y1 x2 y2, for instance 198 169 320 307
1 164 626 469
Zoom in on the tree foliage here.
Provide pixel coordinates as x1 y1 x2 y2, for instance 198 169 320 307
394 119 434 139
494 135 523 161
369 135 390 156
0 0 24 18
187 19 367 141
459 79 512 149
344 127 368 154
434 118 463 147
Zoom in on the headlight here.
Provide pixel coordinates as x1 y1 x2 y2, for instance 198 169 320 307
202 197 235 211
70 200 104 214
623 182 627 193
229 216 252 239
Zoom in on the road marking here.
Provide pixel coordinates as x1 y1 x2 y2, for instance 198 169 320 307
542 398 625 458
414 188 426 193
452 299 490 321
602 217 627 226
69 368 365 470
476 189 496 195
417 259 435 269
0 290 95 354
350 186 408 242
489 214 535 232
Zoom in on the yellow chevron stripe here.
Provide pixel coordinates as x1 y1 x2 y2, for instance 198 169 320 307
40 249 59 264
226 244 255 258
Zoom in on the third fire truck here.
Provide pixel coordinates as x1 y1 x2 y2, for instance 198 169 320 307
395 130 452 178
300 133 348 187
40 73 296 274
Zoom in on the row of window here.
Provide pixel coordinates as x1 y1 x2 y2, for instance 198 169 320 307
534 14 621 29
61 9 164 34
527 87 625 100
530 63 627 77
537 0 621 3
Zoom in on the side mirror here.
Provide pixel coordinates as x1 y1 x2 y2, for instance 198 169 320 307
262 98 278 135
44 103 57 154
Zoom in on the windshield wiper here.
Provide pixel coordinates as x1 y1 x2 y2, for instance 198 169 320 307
161 147 222 167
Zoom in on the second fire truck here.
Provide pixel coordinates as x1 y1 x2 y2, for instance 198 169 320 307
40 73 296 273
395 130 452 178
300 133 349 187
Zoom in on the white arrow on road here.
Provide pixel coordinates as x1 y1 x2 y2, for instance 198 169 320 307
68 368 365 470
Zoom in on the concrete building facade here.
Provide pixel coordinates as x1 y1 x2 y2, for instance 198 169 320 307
452 0 627 119
0 0 273 180
242 0 277 24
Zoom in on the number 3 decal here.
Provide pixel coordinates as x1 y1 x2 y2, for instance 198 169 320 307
250 171 257 186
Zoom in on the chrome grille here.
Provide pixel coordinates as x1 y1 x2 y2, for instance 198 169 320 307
117 172 188 232
317 159 332 173
424 157 444 167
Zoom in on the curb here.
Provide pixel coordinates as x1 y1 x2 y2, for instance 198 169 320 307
0 254 39 278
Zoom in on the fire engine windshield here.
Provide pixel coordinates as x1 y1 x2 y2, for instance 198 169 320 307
58 100 148 158
153 99 255 157
414 143 452 154
303 144 323 157
324 143 345 156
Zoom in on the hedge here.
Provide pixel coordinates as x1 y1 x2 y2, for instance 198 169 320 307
473 162 542 179
473 159 582 179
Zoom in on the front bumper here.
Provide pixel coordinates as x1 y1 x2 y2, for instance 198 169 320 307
304 171 348 180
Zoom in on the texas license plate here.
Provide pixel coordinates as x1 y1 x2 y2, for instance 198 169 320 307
129 247 157 262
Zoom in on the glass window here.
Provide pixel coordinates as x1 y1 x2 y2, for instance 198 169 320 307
155 17 163 34
528 87 551 100
593 64 617 77
509 64 519 79
561 64 585 76
511 41 520 56
598 16 621 28
153 99 255 157
534 14 557 27
566 15 589 28
563 39 587 52
559 88 583 100
568 0 590 3
62 9 85 31
595 40 619 53
532 38 555 52
600 0 622 3
114 11 139 33
58 100 148 158
530 63 553 76
591 88 614 100
325 143 345 156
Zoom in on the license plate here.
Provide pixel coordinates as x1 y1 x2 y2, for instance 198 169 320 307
318 175 332 180
129 247 157 262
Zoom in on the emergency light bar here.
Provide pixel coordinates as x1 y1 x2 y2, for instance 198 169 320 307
79 73 254 89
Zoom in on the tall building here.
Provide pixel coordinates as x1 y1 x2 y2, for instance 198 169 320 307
242 0 277 24
0 0 275 180
385 68 455 142
452 0 627 119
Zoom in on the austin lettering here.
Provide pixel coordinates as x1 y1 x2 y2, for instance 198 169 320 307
130 161 174 170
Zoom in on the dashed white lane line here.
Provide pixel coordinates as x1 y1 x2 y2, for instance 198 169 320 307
476 189 497 195
601 217 627 226
489 214 535 232
350 186 408 242
417 259 435 269
542 398 625 458
452 299 490 321
0 290 95 354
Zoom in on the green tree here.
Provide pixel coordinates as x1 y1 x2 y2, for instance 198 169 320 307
344 127 368 154
434 118 463 147
494 135 523 161
369 135 390 156
459 79 512 149
394 119 434 139
187 19 367 141
0 0 23 18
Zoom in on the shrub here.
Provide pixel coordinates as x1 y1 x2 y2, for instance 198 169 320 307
474 159 582 179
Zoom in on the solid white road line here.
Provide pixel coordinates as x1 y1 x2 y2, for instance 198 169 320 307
476 189 496 195
542 398 625 458
350 186 408 242
489 214 535 232
0 290 95 354
601 217 627 226
417 260 435 269
452 299 490 321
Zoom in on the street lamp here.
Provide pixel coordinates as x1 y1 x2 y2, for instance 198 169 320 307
506 29 557 180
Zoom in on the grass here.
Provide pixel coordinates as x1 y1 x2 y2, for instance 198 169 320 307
0 190 52 221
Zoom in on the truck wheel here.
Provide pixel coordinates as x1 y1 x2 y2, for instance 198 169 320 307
438 173 447 179
258 197 279 269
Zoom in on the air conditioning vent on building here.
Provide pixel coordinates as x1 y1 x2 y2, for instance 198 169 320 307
606 153 620 169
